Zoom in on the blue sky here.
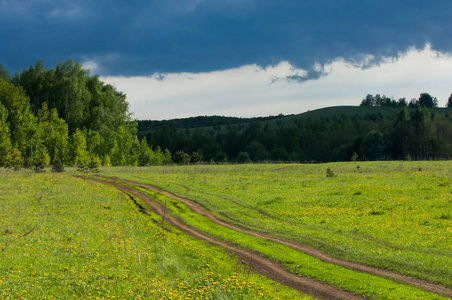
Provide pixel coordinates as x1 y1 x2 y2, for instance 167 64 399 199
2 1 452 120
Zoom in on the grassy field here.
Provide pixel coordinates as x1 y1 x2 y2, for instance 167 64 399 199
101 161 452 290
0 171 310 299
1 161 451 299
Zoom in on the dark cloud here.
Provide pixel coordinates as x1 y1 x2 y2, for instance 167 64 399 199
2 0 452 76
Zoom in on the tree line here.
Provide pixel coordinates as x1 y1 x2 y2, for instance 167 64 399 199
360 92 452 108
140 104 452 163
0 60 171 170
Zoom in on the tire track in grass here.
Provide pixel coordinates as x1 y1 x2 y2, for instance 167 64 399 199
90 176 452 299
82 176 364 300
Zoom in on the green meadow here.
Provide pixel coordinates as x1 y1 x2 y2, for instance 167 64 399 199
102 161 452 288
1 161 451 299
0 171 309 299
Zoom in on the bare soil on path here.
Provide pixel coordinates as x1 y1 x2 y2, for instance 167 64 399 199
85 176 452 299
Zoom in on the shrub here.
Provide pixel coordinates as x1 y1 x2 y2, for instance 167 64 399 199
51 157 65 173
326 167 336 177
33 157 46 173
77 163 89 173
88 155 101 173
173 151 190 165
9 144 23 171
237 151 252 163
190 152 202 164
103 155 112 167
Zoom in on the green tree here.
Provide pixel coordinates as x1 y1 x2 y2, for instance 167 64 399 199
392 107 412 159
111 126 134 166
411 106 432 159
88 155 101 173
360 94 375 106
0 120 12 167
245 141 269 162
236 151 251 163
277 126 300 153
190 152 202 164
34 145 51 167
86 130 103 158
271 147 289 161
0 64 8 82
0 79 36 157
163 149 172 164
51 157 65 173
11 60 46 112
447 94 452 108
36 103 69 163
360 131 388 160
213 152 228 163
137 138 151 166
430 114 451 158
52 60 90 131
397 106 410 123
12 60 138 164
419 93 437 108
173 150 190 165
69 129 90 166
9 143 24 170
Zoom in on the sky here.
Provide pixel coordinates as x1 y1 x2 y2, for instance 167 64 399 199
2 0 452 120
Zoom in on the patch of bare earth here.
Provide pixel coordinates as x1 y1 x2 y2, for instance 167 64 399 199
86 176 452 299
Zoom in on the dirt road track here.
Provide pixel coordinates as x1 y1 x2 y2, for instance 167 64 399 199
83 176 452 299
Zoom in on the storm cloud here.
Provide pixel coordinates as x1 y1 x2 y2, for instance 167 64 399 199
2 0 452 76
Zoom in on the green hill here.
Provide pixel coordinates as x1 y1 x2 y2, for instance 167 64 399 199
138 105 452 134
137 105 452 163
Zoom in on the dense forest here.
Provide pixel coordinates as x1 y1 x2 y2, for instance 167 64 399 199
139 95 452 163
0 60 171 170
3 60 452 168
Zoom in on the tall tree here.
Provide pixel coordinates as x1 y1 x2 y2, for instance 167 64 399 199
0 64 9 82
69 128 90 165
419 93 437 108
0 79 36 158
11 60 139 164
447 94 452 108
360 130 388 160
36 103 69 163
0 119 12 166
411 106 432 159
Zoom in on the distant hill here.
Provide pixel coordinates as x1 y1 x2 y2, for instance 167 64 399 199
137 105 452 163
138 105 452 133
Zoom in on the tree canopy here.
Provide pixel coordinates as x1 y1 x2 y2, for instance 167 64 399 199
0 60 170 169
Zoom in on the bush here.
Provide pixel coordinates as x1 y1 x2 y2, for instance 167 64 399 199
237 151 251 163
103 155 112 167
88 155 101 173
137 151 150 166
33 157 46 173
213 152 228 163
51 157 65 173
190 152 202 164
77 163 89 173
173 150 190 165
9 144 23 171
326 167 336 177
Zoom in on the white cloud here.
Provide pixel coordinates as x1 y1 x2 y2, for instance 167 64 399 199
100 45 452 120
81 60 100 74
